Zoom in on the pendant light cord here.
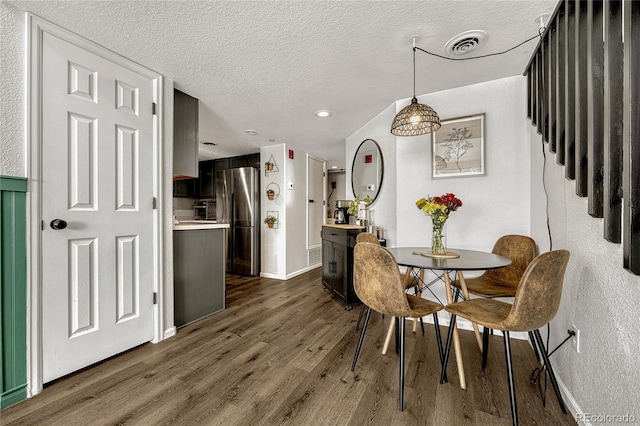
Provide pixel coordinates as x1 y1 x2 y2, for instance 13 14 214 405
412 39 417 99
414 29 544 62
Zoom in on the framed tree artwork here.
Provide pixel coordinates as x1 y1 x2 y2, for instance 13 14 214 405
432 113 485 179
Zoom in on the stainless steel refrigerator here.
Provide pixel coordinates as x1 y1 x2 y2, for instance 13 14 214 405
215 167 260 275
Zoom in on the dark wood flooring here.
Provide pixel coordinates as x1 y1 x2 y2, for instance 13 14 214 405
2 269 575 425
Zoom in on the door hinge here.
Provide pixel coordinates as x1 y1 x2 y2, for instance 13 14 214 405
152 102 157 115
323 172 326 177
152 197 157 209
153 292 158 305
41 220 45 230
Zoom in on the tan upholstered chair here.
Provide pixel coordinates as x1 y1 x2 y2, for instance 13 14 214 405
356 232 379 245
452 235 537 298
441 250 570 426
351 242 443 411
354 233 425 345
354 233 382 331
451 235 537 366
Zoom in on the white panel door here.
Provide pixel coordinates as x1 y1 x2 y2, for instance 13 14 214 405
307 157 325 247
41 31 155 382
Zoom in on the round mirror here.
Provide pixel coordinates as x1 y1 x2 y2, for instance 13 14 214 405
351 139 384 203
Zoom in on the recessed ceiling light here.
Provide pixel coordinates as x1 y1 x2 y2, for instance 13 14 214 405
331 166 338 169
245 129 258 136
316 110 332 118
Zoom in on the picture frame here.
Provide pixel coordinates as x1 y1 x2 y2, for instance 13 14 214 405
432 113 485 179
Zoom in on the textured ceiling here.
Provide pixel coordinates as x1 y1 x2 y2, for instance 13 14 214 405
8 0 557 167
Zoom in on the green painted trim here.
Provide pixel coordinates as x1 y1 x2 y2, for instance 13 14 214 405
0 184 28 408
0 385 28 409
0 176 27 193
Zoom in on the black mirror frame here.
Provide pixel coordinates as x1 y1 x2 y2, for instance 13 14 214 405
351 138 384 204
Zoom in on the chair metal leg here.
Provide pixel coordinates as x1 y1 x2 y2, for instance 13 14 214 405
533 329 568 414
503 331 518 426
440 314 457 384
395 317 400 355
351 307 372 372
433 313 444 365
482 326 490 369
355 303 365 331
528 331 541 363
453 287 461 302
399 317 405 411
420 317 425 335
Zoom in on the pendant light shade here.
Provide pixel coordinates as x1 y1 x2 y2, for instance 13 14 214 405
391 41 441 136
391 97 441 136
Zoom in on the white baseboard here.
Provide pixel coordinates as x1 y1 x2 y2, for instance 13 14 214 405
260 265 321 280
260 272 286 280
163 326 176 340
286 264 320 280
554 373 587 425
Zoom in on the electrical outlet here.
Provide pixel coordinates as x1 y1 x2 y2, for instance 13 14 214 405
570 324 581 353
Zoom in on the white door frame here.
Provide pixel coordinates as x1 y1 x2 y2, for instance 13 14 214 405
26 14 165 396
306 153 326 251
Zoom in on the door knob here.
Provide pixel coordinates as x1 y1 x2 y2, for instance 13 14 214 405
50 219 67 230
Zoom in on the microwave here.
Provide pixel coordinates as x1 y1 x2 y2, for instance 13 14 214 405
194 200 216 220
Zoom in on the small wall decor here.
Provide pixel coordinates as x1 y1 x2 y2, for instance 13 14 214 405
266 182 280 200
432 113 485 179
265 210 279 228
264 155 279 177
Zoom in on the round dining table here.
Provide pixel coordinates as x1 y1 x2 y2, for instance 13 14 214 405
386 247 512 390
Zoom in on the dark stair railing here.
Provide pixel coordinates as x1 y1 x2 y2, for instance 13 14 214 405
524 0 640 274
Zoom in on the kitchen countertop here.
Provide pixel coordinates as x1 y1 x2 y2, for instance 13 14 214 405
322 224 365 230
174 220 230 230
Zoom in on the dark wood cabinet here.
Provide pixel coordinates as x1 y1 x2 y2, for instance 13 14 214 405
199 160 216 198
214 158 230 172
247 153 261 168
196 155 259 199
174 228 226 327
321 225 364 309
230 156 248 169
173 178 197 197
173 89 198 178
230 153 261 169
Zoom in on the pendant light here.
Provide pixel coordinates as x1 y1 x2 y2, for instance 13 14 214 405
391 38 441 136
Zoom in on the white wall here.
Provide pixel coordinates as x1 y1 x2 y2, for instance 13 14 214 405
529 126 640 420
346 76 530 250
261 143 323 279
396 76 530 251
285 147 309 276
1 2 26 177
346 103 398 243
261 144 287 278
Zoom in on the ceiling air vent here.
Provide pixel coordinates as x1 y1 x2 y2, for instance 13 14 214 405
444 30 488 56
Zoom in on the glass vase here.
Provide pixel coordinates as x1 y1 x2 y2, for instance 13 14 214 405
431 222 447 255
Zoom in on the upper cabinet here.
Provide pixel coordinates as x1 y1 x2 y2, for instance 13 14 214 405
173 89 199 178
199 160 216 198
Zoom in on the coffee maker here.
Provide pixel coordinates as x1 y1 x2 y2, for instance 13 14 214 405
333 200 351 224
